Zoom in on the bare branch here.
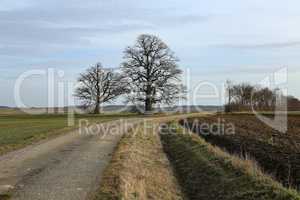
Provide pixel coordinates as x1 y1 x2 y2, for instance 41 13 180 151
75 63 127 114
121 34 186 112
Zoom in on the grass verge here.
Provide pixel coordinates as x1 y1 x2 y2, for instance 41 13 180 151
94 121 185 200
160 123 300 200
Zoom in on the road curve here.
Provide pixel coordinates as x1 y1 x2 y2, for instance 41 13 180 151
0 119 138 200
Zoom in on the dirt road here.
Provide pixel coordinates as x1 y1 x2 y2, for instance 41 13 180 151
0 119 138 200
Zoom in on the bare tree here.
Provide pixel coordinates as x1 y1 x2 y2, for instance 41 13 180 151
225 80 233 112
75 63 126 114
225 82 278 111
121 34 185 112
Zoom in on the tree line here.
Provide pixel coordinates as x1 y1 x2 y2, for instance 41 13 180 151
75 34 185 114
225 81 300 112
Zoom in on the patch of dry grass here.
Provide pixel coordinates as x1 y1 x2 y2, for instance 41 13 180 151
94 122 185 200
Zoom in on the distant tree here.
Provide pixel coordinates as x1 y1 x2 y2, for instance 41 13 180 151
225 80 233 112
287 96 300 111
121 34 185 112
75 63 126 114
225 82 278 111
253 87 275 110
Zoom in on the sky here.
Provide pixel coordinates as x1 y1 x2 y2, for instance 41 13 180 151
0 0 299 107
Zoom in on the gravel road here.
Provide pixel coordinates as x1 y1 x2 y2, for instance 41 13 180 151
0 119 138 200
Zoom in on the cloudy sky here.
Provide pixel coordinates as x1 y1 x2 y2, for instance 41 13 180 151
0 0 299 107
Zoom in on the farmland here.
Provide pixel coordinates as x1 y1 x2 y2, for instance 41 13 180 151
0 110 201 156
160 123 300 200
0 112 137 155
94 119 300 200
181 113 300 189
1 112 300 200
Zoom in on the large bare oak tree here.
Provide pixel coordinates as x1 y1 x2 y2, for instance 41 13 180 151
75 63 125 114
122 34 185 112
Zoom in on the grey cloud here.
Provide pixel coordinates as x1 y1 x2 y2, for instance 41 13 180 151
217 41 300 49
0 1 208 57
213 65 300 75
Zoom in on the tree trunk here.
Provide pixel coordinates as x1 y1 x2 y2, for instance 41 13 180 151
94 67 101 114
145 97 152 112
145 83 153 112
94 93 100 114
94 103 100 114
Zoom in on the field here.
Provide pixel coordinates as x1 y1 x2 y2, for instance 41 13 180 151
0 112 137 155
2 111 300 199
181 113 300 189
160 123 300 200
94 119 300 200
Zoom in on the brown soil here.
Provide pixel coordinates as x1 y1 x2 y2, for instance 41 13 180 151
181 114 300 189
